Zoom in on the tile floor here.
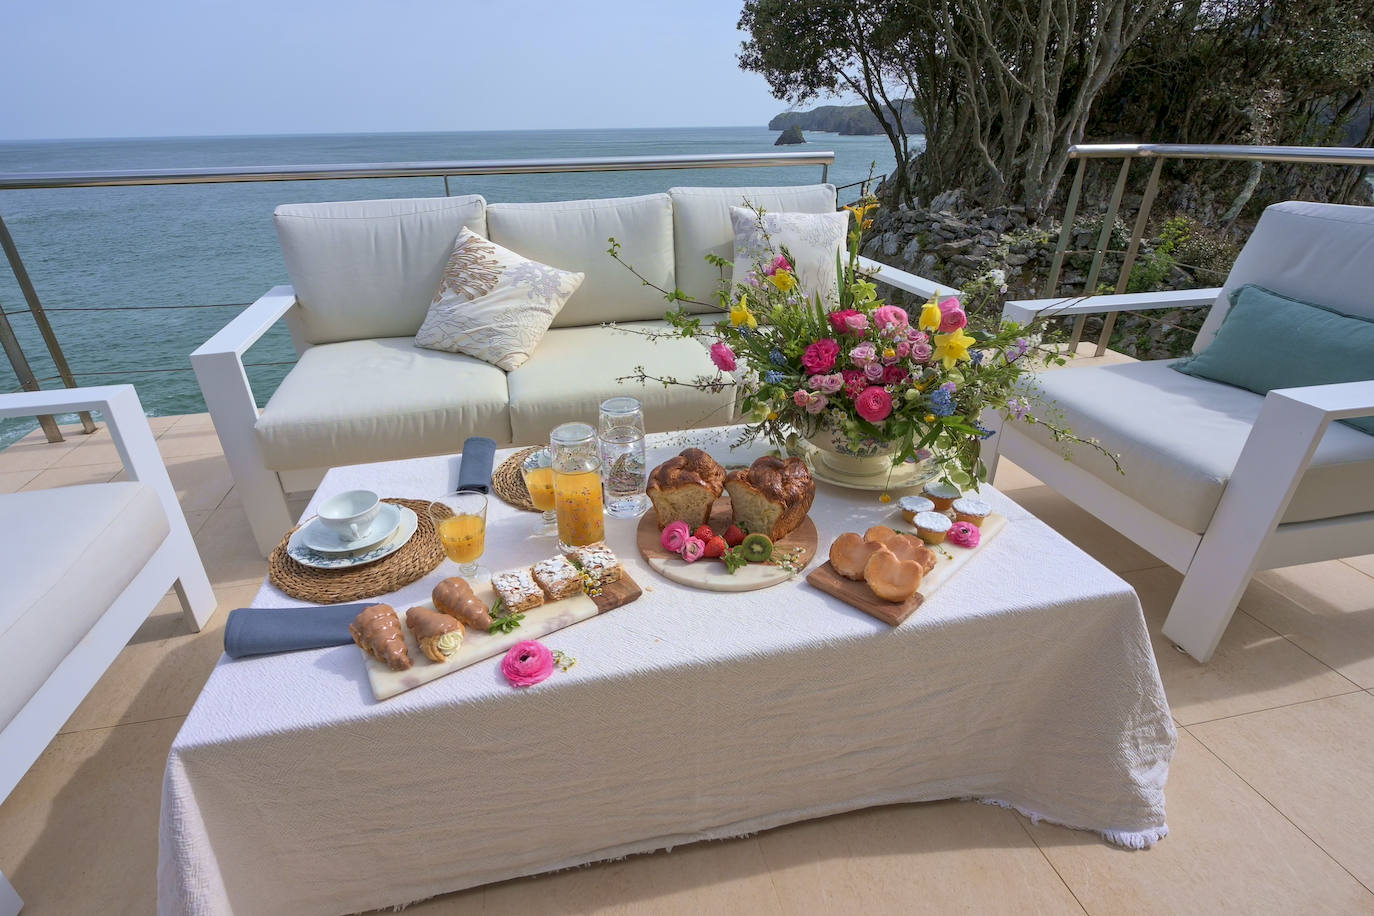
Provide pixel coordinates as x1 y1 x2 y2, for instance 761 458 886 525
1 404 1372 915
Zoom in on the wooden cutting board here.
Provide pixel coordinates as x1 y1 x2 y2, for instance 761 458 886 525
636 494 818 591
806 514 1007 625
360 571 641 700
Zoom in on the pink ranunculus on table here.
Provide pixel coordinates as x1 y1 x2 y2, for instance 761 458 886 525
501 641 555 687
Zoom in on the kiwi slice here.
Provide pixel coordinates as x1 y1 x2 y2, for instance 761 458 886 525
739 533 774 563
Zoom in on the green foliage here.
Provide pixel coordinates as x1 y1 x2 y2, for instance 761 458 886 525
1126 216 1191 293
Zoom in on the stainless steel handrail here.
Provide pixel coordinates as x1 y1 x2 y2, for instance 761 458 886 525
1070 143 1374 166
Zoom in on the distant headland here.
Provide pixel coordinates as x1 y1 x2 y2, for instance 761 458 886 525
770 101 923 137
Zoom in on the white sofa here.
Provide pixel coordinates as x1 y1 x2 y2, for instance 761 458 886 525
194 184 952 555
0 385 215 915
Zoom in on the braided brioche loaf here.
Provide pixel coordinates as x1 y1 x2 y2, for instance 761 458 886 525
647 447 726 529
725 456 815 540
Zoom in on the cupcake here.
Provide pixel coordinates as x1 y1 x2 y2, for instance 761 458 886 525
951 496 992 527
914 511 953 545
923 481 961 512
898 495 935 524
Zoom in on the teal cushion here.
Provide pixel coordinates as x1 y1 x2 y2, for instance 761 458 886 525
1173 284 1374 435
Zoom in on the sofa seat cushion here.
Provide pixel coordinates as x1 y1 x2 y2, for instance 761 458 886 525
0 482 169 728
1017 359 1374 534
255 338 513 470
505 321 736 445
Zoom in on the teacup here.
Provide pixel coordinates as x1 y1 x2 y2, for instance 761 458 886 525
318 489 382 543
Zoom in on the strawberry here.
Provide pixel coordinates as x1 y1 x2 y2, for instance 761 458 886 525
703 535 728 559
723 524 745 547
693 524 715 542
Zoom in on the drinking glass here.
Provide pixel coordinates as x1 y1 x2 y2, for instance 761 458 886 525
598 396 649 518
598 396 645 438
521 447 558 533
550 421 605 553
429 492 488 579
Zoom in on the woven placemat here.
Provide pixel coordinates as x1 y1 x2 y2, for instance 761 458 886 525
268 498 450 603
491 445 542 512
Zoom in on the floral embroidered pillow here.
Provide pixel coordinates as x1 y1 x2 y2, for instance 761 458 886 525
415 228 584 371
730 207 848 306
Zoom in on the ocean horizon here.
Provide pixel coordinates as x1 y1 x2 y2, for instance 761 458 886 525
0 126 901 447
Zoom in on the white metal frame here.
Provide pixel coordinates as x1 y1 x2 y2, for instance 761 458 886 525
858 256 960 300
989 290 1374 662
0 385 215 915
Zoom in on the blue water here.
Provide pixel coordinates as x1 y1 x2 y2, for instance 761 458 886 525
0 127 897 446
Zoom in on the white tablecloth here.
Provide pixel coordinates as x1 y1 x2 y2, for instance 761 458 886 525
159 429 1176 916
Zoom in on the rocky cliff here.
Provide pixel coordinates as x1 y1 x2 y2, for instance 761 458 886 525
769 101 923 136
774 124 805 145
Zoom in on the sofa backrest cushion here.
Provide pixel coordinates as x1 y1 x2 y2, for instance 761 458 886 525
275 195 487 345
669 184 838 310
1197 200 1374 352
487 194 674 327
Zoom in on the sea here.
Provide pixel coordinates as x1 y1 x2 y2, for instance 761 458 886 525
0 127 898 447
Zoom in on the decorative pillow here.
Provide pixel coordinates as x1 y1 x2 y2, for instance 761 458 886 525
1172 283 1374 435
730 207 848 306
414 228 584 371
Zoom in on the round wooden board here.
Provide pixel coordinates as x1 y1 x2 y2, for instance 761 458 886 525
635 495 818 592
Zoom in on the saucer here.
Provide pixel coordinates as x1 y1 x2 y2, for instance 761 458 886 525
301 503 403 554
287 507 418 570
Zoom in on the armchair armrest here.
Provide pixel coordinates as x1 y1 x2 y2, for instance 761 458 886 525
857 256 959 300
1268 379 1374 421
192 285 299 360
1002 288 1221 325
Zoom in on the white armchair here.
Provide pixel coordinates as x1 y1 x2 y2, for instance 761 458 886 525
986 201 1374 662
0 385 215 915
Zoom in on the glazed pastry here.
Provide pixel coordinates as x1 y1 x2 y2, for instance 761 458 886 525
432 577 493 631
914 511 953 544
952 496 992 527
646 448 726 529
569 543 621 585
914 543 938 574
828 531 887 580
405 606 465 663
492 568 545 613
349 604 412 671
863 547 924 603
725 456 815 540
898 495 935 524
922 481 961 512
863 524 900 544
532 555 583 600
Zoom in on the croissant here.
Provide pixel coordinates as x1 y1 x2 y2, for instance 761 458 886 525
405 606 466 663
350 604 412 671
432 577 493 631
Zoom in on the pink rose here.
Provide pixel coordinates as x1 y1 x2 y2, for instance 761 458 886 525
849 342 876 365
938 297 967 333
911 342 933 363
501 641 555 688
804 393 828 414
844 313 870 333
765 254 792 276
883 365 909 384
709 341 736 372
793 390 827 414
873 305 909 330
906 329 930 345
895 341 911 359
810 373 844 394
801 338 839 373
828 309 862 334
863 361 885 381
948 521 981 548
854 386 893 423
792 389 811 407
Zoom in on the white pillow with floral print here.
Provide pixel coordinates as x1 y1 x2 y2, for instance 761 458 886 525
415 228 584 370
730 206 848 306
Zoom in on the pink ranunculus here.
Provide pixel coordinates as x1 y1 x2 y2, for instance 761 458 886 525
810 372 844 394
863 361 885 381
828 309 862 334
849 342 876 365
883 365 909 384
854 386 893 423
765 254 792 276
501 641 555 688
801 338 840 373
938 297 967 333
804 393 828 414
873 304 909 330
911 341 933 363
844 312 870 333
709 340 736 372
895 341 911 359
948 521 981 549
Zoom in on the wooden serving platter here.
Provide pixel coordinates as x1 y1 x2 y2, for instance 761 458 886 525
636 495 818 592
361 571 641 700
806 514 1007 625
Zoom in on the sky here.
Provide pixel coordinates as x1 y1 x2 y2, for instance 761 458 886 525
0 0 803 140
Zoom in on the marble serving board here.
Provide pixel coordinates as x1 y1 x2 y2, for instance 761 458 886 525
361 572 641 701
806 513 1008 625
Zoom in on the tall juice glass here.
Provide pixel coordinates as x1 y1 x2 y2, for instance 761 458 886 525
429 492 488 579
550 422 604 554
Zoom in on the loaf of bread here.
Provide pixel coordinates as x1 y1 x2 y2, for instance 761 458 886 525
646 447 726 529
725 456 815 540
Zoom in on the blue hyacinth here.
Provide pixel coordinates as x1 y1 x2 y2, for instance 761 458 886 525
764 370 786 385
976 425 996 440
769 348 787 367
929 388 956 416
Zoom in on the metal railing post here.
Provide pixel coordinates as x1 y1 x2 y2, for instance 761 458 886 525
0 301 63 442
1043 158 1085 298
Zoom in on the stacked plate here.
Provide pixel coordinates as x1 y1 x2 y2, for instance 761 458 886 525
286 503 420 570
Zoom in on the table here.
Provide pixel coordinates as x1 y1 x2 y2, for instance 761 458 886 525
158 429 1176 916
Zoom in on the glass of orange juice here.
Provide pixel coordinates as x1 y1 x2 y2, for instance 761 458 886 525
429 492 488 578
550 422 605 554
521 447 557 533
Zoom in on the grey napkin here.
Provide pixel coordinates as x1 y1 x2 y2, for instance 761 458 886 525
223 604 372 659
456 436 497 493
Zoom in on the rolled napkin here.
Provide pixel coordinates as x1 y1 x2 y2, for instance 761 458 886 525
223 603 372 659
456 436 497 492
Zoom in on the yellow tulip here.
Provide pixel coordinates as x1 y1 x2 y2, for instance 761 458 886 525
768 270 798 293
919 299 942 332
729 295 757 329
933 328 977 369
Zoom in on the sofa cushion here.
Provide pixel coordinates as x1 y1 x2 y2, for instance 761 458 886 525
276 196 487 345
486 194 673 328
730 206 848 306
255 337 513 470
0 482 168 728
1016 359 1374 534
669 184 837 310
505 321 736 445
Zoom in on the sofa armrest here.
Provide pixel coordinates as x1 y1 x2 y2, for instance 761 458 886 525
857 256 960 300
1001 288 1221 325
